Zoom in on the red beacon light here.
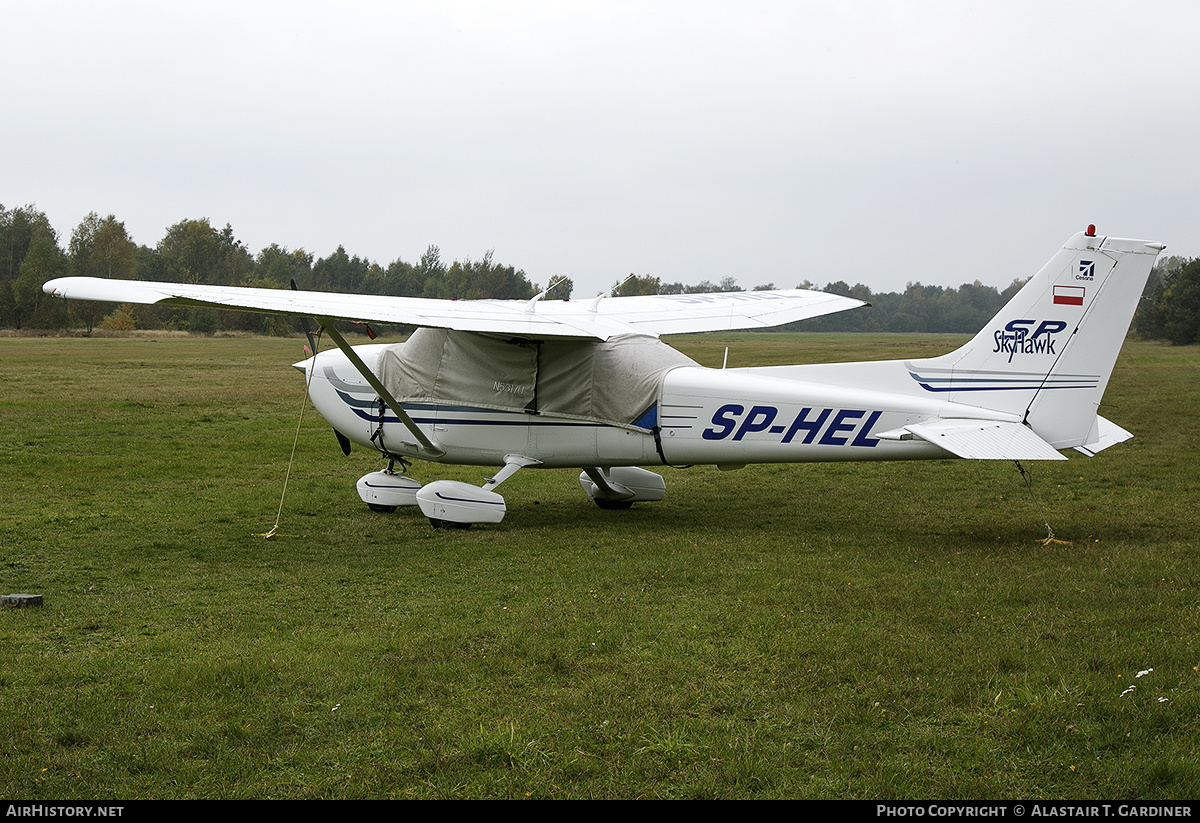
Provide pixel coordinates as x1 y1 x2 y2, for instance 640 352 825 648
1086 224 1096 237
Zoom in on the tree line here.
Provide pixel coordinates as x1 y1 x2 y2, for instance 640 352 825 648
0 204 562 336
1134 255 1200 345
2 202 1196 342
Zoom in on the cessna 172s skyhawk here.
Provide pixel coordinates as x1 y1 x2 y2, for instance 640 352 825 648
44 227 1163 528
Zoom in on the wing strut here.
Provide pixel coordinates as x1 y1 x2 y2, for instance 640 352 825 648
317 317 445 458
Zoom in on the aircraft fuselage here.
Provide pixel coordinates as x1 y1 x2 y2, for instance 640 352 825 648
303 344 975 469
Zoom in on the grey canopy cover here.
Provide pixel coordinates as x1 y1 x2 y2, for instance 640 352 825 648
377 328 699 431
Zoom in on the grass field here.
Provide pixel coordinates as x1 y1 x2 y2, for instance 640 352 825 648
1 332 1198 799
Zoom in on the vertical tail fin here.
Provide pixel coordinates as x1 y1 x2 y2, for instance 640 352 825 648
905 228 1164 448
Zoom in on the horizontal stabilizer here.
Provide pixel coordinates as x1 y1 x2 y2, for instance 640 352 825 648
1074 415 1133 457
896 419 1067 461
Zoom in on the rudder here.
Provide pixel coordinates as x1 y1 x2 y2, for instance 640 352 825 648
904 228 1163 448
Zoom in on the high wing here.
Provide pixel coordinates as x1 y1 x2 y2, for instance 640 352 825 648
42 276 865 340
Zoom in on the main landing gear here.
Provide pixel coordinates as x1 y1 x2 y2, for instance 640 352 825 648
357 458 667 529
578 467 666 509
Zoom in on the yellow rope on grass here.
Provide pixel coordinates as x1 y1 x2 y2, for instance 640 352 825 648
259 329 323 538
1014 460 1072 546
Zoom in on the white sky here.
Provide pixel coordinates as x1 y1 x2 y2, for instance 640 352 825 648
3 0 1197 296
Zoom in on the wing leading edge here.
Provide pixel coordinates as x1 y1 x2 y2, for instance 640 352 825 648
42 277 866 340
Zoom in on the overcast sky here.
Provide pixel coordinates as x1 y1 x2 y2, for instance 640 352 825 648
3 0 1197 297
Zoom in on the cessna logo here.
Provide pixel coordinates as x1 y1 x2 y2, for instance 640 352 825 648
1077 260 1096 280
992 319 1067 362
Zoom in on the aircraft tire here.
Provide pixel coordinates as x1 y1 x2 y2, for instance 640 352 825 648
429 518 471 530
367 503 398 513
593 498 634 510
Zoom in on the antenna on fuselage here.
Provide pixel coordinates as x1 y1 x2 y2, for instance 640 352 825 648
526 275 570 310
589 272 651 313
591 272 643 311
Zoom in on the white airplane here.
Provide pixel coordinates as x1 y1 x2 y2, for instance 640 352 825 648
44 226 1163 529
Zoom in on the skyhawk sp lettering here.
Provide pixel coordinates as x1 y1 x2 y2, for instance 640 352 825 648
993 319 1067 362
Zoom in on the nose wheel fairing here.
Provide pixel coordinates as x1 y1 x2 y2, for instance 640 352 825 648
356 469 423 513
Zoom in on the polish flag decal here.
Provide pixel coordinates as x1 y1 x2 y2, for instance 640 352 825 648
1053 285 1085 306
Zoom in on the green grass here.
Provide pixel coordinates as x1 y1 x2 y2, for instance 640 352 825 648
1 332 1198 798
